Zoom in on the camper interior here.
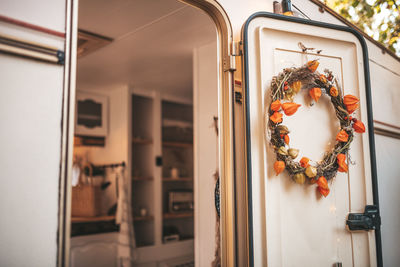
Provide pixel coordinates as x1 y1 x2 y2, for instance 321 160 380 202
70 0 218 266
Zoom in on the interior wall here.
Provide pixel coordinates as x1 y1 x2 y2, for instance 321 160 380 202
0 1 65 266
73 85 130 214
193 41 218 266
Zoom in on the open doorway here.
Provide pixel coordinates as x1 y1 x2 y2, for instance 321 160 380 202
69 0 219 266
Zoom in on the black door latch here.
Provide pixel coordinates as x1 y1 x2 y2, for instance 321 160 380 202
346 205 381 231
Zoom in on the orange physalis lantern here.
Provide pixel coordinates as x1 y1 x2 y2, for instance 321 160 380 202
270 112 283 124
274 161 285 175
307 60 319 72
318 186 330 197
284 134 290 145
316 176 329 189
300 157 310 168
270 99 281 112
353 120 366 133
330 86 338 97
336 130 349 142
343 95 359 106
346 103 359 114
282 102 301 116
337 153 348 173
320 74 327 83
309 87 322 102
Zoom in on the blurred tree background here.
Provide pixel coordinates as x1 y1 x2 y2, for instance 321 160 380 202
323 0 400 56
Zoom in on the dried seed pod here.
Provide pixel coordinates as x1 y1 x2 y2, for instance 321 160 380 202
293 173 306 184
337 153 348 173
317 186 330 197
343 95 359 106
316 176 329 190
288 148 299 159
309 87 322 102
276 125 289 135
277 146 288 156
346 103 359 114
270 111 283 124
284 134 290 145
307 60 319 72
336 130 349 142
282 102 301 116
274 161 285 175
330 86 338 97
353 120 365 133
270 100 281 112
300 157 310 168
305 166 317 178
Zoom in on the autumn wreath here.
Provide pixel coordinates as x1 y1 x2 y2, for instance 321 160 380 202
268 60 366 197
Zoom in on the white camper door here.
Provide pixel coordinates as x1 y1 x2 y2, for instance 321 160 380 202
242 13 380 267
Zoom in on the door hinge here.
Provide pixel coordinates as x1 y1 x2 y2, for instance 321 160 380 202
346 205 381 231
225 41 243 72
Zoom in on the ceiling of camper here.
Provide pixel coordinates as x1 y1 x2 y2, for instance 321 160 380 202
77 0 216 98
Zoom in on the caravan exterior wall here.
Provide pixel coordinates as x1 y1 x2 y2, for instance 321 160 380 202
0 0 399 266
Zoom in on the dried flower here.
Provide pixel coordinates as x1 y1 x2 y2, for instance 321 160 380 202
330 86 338 97
317 186 330 197
346 103 359 114
276 125 289 135
282 102 301 116
293 173 306 184
291 81 302 93
336 130 349 142
353 120 365 133
288 148 299 159
337 153 348 173
284 134 290 145
270 112 283 123
274 161 285 175
309 87 322 102
305 166 317 178
300 157 310 168
316 176 329 189
307 60 319 72
277 146 288 156
343 95 359 106
270 99 281 112
320 74 327 83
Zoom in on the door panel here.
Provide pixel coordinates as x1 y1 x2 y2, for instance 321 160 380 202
242 13 380 267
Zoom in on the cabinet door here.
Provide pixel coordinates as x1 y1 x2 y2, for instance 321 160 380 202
241 13 381 267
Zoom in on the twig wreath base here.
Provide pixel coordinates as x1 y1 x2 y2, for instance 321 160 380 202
268 60 366 197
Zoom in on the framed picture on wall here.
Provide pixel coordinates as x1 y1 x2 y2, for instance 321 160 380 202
75 92 108 137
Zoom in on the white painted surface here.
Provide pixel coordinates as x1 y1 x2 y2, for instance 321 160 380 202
193 41 218 267
375 135 400 267
0 55 64 266
0 0 66 264
245 17 376 266
0 0 66 32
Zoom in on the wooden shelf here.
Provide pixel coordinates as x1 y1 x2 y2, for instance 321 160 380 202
133 138 153 145
162 141 192 148
133 176 153 181
163 212 193 219
163 177 193 182
71 215 115 223
133 215 154 222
